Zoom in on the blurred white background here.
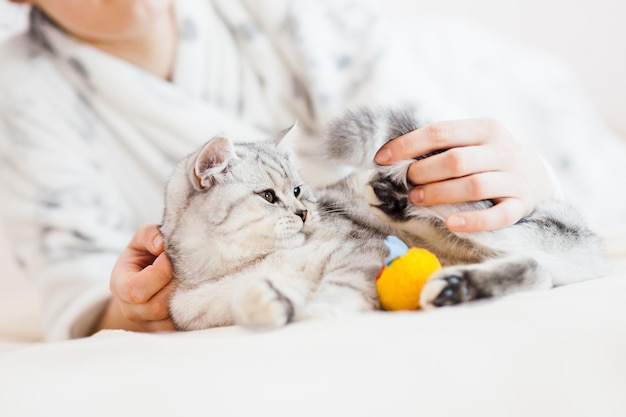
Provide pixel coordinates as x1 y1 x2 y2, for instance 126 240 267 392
1 0 624 135
384 0 626 136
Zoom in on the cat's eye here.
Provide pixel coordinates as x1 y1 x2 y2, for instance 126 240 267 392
293 186 301 198
258 189 276 204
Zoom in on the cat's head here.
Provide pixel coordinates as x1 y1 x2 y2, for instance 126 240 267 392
162 125 316 256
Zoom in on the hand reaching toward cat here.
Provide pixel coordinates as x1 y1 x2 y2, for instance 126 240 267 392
92 224 177 334
374 118 556 232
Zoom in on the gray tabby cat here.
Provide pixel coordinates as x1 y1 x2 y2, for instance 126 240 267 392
160 108 606 331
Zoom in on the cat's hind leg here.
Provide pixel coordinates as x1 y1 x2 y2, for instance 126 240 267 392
420 255 553 309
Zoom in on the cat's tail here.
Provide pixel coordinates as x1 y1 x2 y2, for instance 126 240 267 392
322 106 424 169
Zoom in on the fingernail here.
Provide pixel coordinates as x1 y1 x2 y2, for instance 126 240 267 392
410 188 424 204
447 215 466 229
153 234 164 250
375 148 392 164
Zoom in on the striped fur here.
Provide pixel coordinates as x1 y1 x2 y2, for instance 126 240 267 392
161 108 607 331
161 130 389 330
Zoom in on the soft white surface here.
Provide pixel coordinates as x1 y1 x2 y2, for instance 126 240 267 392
384 0 626 136
1 251 626 416
0 233 625 417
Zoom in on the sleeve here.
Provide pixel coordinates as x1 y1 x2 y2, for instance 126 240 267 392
0 80 132 341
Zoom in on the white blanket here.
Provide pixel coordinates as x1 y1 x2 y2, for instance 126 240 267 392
1 239 626 416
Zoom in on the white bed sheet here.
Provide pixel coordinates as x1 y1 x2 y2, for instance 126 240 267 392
1 231 625 417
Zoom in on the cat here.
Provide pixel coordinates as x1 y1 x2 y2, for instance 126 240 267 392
160 107 606 331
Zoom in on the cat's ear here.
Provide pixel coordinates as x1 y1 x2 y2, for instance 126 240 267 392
190 136 237 190
270 121 300 148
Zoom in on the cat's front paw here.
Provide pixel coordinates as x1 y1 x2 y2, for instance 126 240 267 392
233 278 295 329
366 171 410 222
420 269 484 309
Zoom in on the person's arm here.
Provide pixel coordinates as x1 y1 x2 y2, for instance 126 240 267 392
91 224 176 334
375 118 556 232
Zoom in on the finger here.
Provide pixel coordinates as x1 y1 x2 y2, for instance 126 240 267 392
119 282 175 322
128 223 165 256
409 171 520 206
407 146 502 185
375 118 504 164
446 198 527 232
116 252 174 304
113 224 165 276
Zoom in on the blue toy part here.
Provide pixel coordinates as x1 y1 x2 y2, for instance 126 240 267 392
383 235 409 266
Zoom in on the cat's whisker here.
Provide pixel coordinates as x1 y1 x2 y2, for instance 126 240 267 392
317 198 365 208
321 197 363 205
317 207 364 216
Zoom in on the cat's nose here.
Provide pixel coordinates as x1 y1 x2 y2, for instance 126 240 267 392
295 209 308 223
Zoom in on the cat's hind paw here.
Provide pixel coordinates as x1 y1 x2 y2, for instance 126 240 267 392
232 278 295 329
420 269 484 309
420 257 551 309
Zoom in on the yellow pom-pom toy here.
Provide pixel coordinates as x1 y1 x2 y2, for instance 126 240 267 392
376 236 442 311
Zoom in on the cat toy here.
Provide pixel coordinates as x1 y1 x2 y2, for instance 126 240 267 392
376 236 442 311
